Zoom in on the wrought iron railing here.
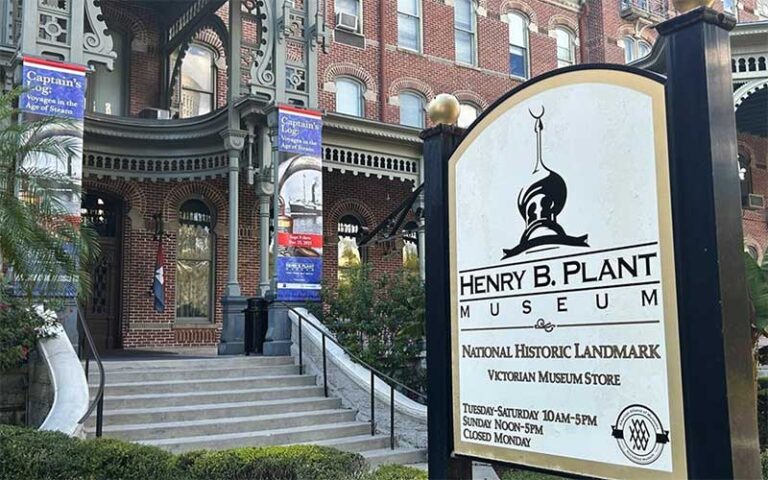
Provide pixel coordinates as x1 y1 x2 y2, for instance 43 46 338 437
283 303 426 450
76 307 104 437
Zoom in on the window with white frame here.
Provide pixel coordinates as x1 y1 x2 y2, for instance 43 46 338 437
454 0 476 65
180 44 216 118
555 27 575 68
722 0 736 14
457 103 479 128
623 37 652 63
398 0 421 51
399 92 425 128
508 12 529 78
335 0 361 32
335 77 364 117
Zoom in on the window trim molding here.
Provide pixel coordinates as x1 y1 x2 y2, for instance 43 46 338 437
397 0 423 53
398 90 426 128
178 42 218 119
507 11 530 79
454 0 478 66
553 26 576 68
334 75 366 117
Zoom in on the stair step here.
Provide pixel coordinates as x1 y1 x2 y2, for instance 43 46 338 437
91 365 300 383
90 409 358 441
136 421 372 453
94 374 317 395
99 356 294 371
103 385 325 409
88 397 341 426
301 433 392 453
362 447 428 467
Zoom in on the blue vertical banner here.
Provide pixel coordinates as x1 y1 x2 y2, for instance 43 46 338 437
18 57 87 296
276 106 323 302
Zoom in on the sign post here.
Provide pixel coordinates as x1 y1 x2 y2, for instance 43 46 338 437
423 7 760 480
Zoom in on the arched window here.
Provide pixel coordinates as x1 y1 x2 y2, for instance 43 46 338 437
454 0 476 65
335 77 364 117
554 27 575 68
623 37 652 63
88 30 127 115
739 153 753 206
176 199 214 323
747 244 759 261
399 92 425 128
457 103 479 128
402 221 419 272
508 12 529 78
338 214 365 282
180 44 216 118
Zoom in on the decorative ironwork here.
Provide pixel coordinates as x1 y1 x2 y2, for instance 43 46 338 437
732 54 768 80
246 0 275 96
619 0 668 21
37 0 69 46
286 65 306 92
83 0 116 70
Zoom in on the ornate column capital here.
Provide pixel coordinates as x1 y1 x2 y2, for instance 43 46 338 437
220 129 248 153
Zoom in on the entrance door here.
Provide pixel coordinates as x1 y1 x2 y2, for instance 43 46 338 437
81 193 123 351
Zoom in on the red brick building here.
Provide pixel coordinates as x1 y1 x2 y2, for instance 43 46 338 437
7 0 765 351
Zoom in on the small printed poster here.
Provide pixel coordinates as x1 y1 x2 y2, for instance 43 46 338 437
277 106 323 156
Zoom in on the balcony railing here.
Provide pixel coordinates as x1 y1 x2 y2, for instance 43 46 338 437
620 0 669 22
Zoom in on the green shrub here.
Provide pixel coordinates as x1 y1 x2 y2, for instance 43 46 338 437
0 426 368 480
180 445 368 480
367 464 427 480
500 468 573 480
319 264 426 397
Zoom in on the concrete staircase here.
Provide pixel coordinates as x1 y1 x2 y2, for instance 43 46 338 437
86 355 425 467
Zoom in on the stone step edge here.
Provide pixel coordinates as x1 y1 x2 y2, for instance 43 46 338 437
91 373 315 388
135 421 367 446
86 408 355 433
89 365 299 379
99 356 293 369
99 396 337 416
102 385 322 401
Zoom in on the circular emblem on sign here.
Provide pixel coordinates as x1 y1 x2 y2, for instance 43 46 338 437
611 404 669 465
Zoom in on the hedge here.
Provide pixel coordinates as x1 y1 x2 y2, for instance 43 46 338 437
0 426 372 480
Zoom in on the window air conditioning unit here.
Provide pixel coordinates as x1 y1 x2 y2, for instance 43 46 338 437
335 12 358 31
748 193 765 209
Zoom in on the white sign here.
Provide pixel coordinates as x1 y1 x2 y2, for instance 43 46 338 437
449 69 687 479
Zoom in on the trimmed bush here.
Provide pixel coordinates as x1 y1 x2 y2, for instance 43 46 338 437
179 445 368 480
0 426 368 480
762 449 767 480
759 377 767 451
500 468 571 480
367 464 427 480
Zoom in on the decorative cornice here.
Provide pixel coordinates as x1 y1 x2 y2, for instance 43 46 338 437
322 113 423 145
84 108 229 141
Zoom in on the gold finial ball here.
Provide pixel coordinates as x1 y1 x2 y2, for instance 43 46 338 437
427 94 461 125
672 0 714 12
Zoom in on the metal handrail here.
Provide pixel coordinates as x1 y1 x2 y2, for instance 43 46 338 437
281 303 426 451
75 306 104 437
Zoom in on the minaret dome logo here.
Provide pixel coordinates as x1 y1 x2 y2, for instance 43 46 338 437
501 107 589 259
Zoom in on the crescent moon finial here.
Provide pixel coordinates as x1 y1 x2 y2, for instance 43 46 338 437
528 106 545 119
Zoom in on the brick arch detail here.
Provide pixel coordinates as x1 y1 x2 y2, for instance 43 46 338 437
500 1 537 25
163 182 229 235
195 27 227 64
82 177 147 230
744 236 763 263
325 199 377 238
100 2 154 51
323 63 378 95
388 77 435 100
453 90 489 109
547 15 578 34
